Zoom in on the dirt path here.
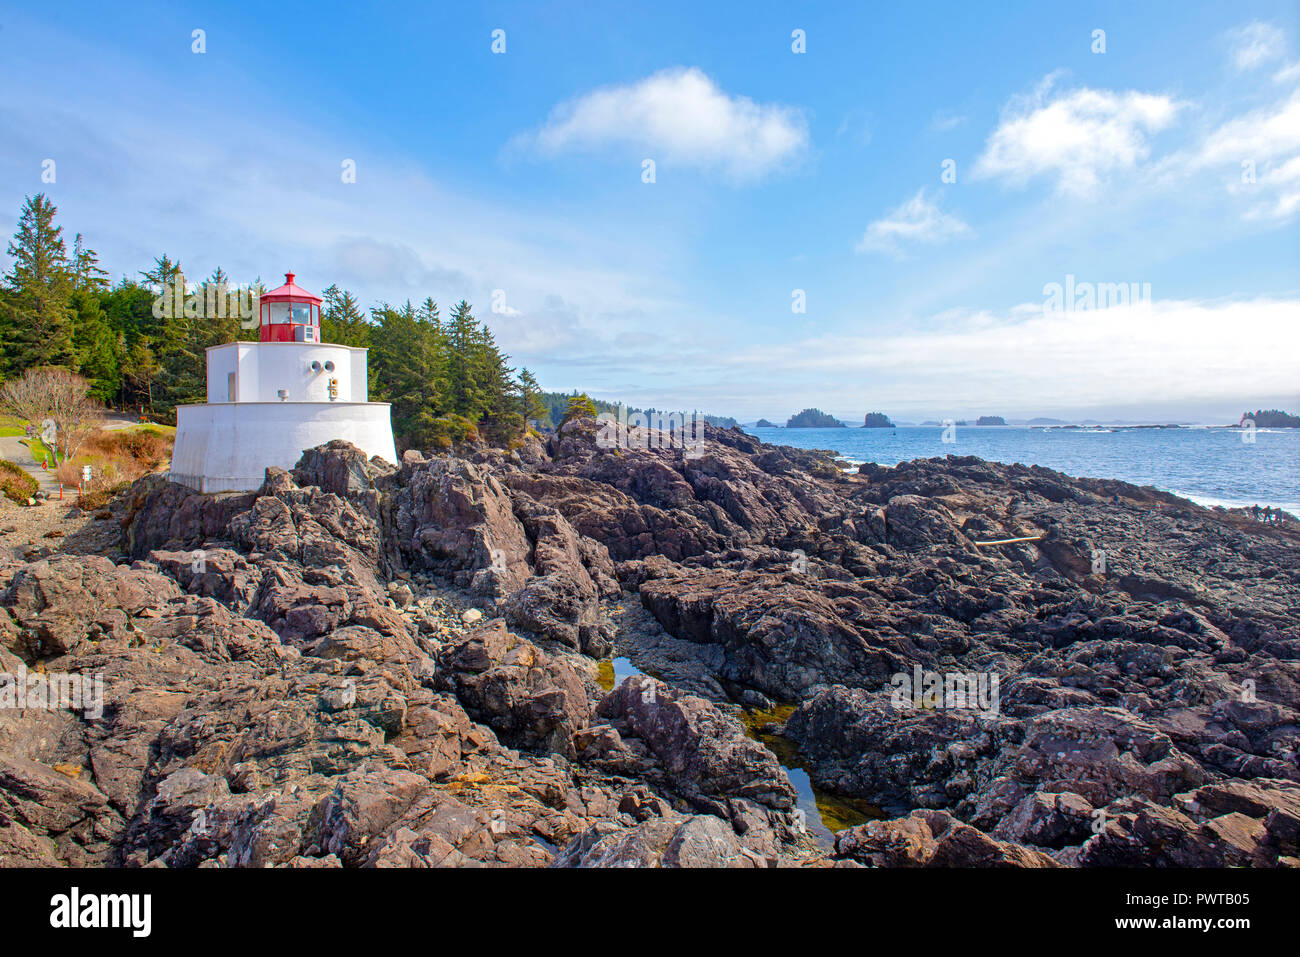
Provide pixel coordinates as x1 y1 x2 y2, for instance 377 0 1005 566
0 416 162 560
99 411 142 431
0 433 61 495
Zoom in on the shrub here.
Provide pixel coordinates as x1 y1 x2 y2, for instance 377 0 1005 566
55 461 81 487
79 487 114 510
426 414 480 449
84 428 171 472
0 460 38 504
480 412 525 447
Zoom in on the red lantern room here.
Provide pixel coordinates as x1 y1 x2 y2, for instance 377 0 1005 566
258 272 323 343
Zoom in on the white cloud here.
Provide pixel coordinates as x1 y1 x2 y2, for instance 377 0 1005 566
835 108 872 146
1176 88 1300 222
973 76 1181 194
929 111 967 132
855 189 971 258
1275 61 1300 84
1195 89 1300 166
1229 21 1286 71
0 91 692 379
1245 154 1300 221
512 67 808 182
720 296 1300 416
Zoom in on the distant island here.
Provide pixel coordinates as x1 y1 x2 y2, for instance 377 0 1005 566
1239 409 1300 428
862 412 894 428
540 392 736 430
975 415 1007 426
755 418 778 428
787 408 845 428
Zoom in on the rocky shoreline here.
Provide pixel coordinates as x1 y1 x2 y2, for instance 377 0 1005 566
1 418 1296 867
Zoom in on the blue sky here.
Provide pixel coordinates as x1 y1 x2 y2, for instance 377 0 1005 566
2 0 1297 423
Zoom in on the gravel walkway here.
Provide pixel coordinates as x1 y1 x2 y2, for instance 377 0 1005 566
0 433 61 495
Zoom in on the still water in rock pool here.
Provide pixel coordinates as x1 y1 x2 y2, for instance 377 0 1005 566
598 653 880 849
741 704 883 848
596 656 646 691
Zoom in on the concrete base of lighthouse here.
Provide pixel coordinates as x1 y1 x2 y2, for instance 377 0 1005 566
171 402 397 493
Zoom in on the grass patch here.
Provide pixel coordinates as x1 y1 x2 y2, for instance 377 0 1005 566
129 422 176 437
24 435 57 466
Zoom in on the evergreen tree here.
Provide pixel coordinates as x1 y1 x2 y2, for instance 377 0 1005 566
472 322 520 444
446 300 485 418
196 266 244 347
139 254 182 289
321 283 371 349
370 301 446 443
153 270 222 417
518 368 546 425
562 393 598 424
3 193 74 374
138 254 182 342
70 233 109 291
70 287 119 402
121 336 160 412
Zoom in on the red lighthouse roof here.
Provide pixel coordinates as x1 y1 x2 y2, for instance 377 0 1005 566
260 271 322 304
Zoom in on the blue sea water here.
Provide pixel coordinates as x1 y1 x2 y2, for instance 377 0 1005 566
743 426 1300 515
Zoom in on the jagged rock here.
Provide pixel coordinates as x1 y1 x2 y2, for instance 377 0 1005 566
0 426 1290 870
992 791 1095 849
0 753 122 865
436 619 593 757
308 763 430 866
553 813 759 868
835 809 1059 867
596 676 795 812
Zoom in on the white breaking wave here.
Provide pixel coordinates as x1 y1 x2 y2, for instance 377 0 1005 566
1172 491 1299 518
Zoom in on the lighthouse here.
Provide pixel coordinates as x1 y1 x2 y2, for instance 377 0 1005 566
169 272 397 493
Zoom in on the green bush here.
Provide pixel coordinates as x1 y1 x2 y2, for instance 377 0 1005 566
0 459 39 503
561 394 598 425
411 413 481 452
432 414 480 446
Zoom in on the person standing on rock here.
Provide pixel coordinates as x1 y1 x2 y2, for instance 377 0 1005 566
1263 506 1273 524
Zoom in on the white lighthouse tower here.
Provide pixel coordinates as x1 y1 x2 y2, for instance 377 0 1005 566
169 272 397 493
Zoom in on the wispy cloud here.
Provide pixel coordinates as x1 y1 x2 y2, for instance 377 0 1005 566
973 74 1182 194
1194 89 1300 167
929 111 967 132
835 107 872 146
509 67 809 183
855 189 971 258
1228 21 1286 71
1244 154 1300 222
1168 87 1300 222
1275 61 1300 84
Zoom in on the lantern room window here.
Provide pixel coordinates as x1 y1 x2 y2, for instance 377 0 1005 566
257 272 323 343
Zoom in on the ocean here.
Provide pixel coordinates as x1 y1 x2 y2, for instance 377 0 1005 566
743 426 1300 516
